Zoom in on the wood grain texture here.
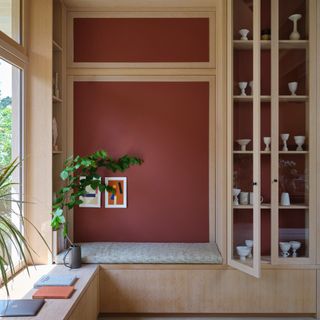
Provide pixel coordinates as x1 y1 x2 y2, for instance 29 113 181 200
67 271 99 320
0 265 99 320
99 267 316 314
26 0 53 264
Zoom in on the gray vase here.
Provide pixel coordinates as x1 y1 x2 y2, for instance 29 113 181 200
63 244 81 269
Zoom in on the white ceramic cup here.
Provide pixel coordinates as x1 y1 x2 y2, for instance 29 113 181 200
239 192 249 205
280 192 290 206
249 192 264 205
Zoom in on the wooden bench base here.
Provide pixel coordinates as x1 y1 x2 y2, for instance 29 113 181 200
99 264 316 315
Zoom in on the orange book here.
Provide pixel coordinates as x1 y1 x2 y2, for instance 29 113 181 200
33 286 75 299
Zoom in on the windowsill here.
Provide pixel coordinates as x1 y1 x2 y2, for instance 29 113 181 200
0 264 98 319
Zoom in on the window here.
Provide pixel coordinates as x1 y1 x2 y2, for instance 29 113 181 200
0 57 23 266
0 0 21 44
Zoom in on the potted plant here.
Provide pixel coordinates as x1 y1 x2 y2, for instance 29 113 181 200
0 159 49 294
51 150 143 250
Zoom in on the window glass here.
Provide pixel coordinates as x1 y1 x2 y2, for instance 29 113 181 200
0 0 21 44
0 57 23 265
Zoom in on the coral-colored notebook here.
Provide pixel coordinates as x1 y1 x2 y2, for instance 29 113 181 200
33 286 75 299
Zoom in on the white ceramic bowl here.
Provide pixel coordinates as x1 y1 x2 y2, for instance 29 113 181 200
236 246 251 261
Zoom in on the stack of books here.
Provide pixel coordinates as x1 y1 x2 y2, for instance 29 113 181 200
32 274 77 299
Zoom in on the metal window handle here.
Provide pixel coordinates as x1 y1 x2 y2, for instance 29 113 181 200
273 179 278 183
253 182 258 186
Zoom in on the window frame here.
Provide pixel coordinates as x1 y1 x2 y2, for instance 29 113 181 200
0 0 28 57
0 0 27 279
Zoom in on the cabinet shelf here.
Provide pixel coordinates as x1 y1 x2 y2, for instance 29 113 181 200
279 95 308 102
279 204 308 209
234 95 307 102
279 40 308 49
233 150 253 154
233 95 271 102
233 204 271 209
278 150 308 154
53 40 63 52
233 40 308 50
53 95 62 103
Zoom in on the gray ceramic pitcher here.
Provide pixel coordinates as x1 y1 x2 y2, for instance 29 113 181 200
63 244 81 269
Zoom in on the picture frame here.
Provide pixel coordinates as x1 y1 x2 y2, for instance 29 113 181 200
79 176 101 208
105 177 127 208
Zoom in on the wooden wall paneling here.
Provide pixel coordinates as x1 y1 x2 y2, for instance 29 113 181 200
66 76 74 242
63 0 220 11
317 0 320 267
67 271 99 320
26 0 53 264
68 12 216 69
99 266 316 314
306 0 317 266
213 0 227 257
226 0 233 269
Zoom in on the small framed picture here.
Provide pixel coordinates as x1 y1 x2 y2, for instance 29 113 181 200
79 177 101 208
105 177 127 208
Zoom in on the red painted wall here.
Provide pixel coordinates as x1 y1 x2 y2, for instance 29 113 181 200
73 18 209 63
74 81 210 242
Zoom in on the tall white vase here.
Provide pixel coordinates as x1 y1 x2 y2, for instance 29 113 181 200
288 14 302 40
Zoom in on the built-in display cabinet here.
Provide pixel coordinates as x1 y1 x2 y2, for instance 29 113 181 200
228 0 317 277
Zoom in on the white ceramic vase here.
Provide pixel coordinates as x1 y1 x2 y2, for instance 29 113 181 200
263 137 271 151
280 133 289 152
239 29 250 40
288 82 298 95
294 135 305 151
288 14 302 40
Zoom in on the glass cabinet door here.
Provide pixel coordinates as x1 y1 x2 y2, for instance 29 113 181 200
271 0 316 264
228 0 261 277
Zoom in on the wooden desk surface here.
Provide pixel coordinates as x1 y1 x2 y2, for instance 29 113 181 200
0 264 99 320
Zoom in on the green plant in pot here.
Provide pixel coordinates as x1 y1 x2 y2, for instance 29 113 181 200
51 150 143 265
0 159 49 294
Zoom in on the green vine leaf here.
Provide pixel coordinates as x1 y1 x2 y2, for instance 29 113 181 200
52 150 143 236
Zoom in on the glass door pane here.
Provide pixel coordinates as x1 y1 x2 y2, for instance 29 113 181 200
228 0 261 277
276 0 311 261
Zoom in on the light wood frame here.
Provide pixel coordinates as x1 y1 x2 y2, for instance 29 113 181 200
271 0 317 266
0 0 28 60
67 75 216 243
228 0 317 277
227 0 261 278
67 11 216 69
65 0 226 257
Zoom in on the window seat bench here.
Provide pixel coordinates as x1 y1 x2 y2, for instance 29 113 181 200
55 242 223 264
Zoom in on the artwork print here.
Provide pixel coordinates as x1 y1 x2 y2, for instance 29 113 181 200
105 177 127 208
79 176 101 208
